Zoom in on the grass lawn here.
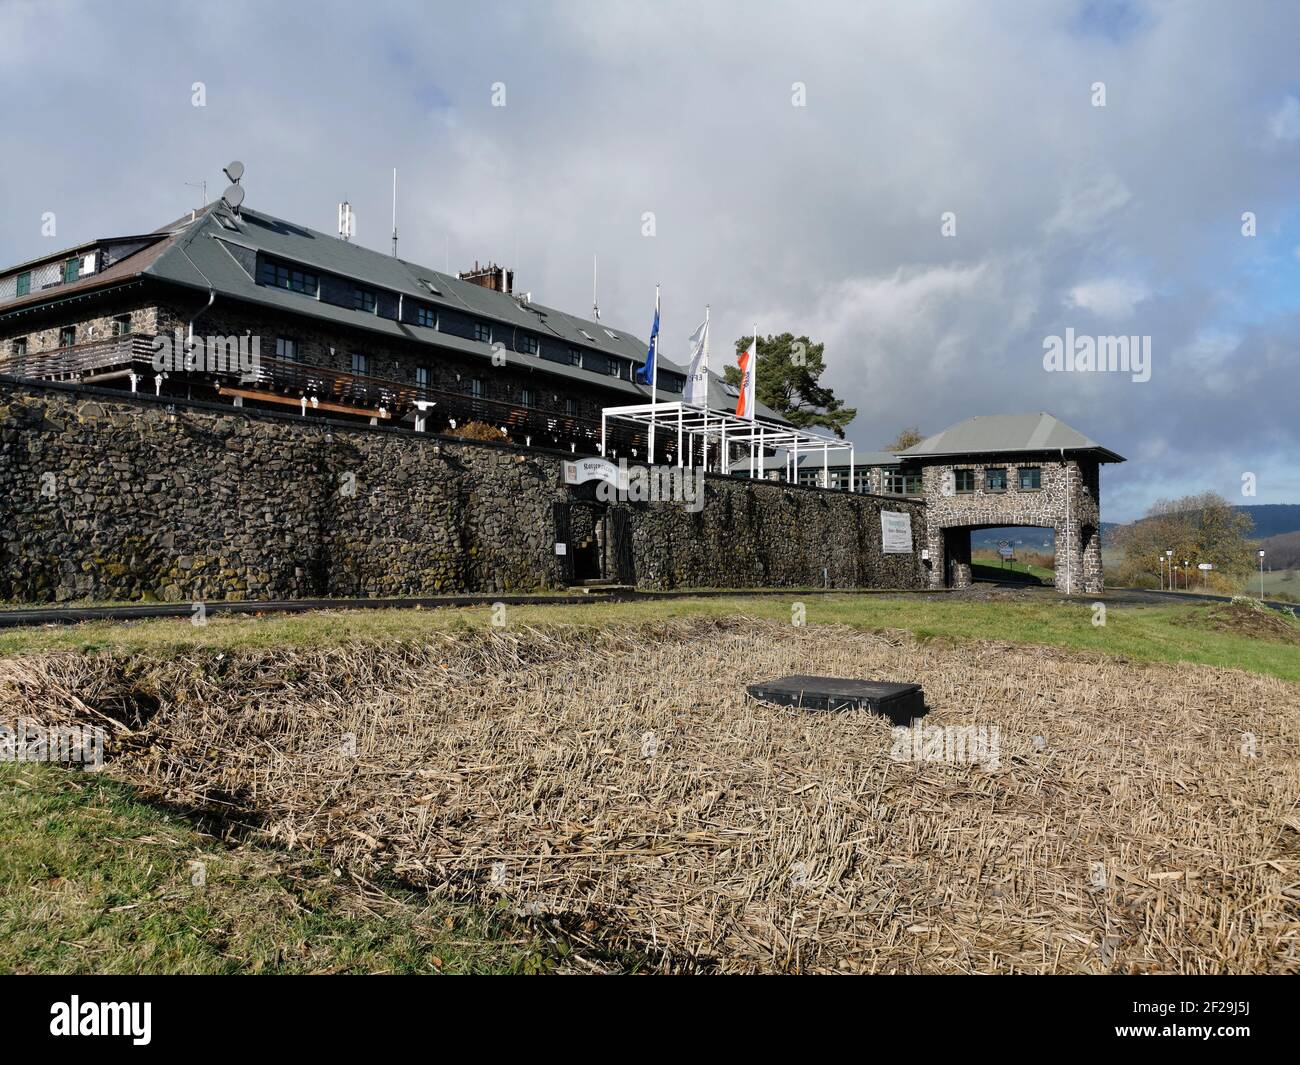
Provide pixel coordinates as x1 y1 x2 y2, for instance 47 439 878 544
2 592 1298 682
0 763 554 974
1236 569 1300 602
970 559 1055 583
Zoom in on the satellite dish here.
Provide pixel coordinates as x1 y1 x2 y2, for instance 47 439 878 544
222 184 245 209
223 161 245 183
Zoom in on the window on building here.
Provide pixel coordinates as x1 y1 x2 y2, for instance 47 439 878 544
16 272 31 297
259 259 319 296
564 397 576 417
569 348 583 368
415 366 430 390
59 326 76 348
472 322 491 344
884 467 923 495
518 334 539 356
414 305 436 328
955 469 975 493
520 386 534 407
352 286 376 313
63 259 80 283
470 377 484 399
608 358 625 378
111 315 131 337
350 352 369 376
275 337 298 362
12 337 27 357
985 468 1007 492
1019 466 1042 490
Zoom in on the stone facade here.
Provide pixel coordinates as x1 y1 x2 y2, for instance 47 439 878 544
2 304 164 361
0 378 926 603
916 457 1103 594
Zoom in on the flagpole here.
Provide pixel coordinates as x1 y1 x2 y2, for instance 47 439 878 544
703 304 710 471
648 284 659 464
749 323 757 477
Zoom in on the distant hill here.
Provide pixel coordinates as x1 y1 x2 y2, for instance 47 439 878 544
969 506 1300 555
1259 529 1300 569
1101 504 1300 544
1237 504 1300 539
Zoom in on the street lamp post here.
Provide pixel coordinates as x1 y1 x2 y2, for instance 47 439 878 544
1260 549 1266 600
1165 550 1173 593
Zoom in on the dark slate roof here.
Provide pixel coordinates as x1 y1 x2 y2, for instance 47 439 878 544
899 412 1124 463
136 206 789 422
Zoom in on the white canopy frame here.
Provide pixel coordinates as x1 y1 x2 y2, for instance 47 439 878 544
600 401 855 490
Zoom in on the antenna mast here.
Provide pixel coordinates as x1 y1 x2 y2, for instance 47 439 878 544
391 168 398 257
592 254 600 320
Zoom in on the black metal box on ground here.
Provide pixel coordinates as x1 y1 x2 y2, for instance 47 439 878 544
746 675 926 725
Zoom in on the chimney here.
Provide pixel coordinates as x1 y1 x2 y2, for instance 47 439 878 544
458 261 513 295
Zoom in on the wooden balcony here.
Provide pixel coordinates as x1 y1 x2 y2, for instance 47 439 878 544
0 333 157 382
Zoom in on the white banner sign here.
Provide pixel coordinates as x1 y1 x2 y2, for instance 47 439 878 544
563 457 626 490
881 511 913 554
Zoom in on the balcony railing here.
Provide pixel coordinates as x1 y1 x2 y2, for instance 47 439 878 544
0 333 156 381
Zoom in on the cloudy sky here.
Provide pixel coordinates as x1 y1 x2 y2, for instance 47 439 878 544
3 0 1298 520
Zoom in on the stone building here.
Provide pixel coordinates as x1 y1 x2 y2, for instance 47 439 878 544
0 200 788 460
0 193 1123 601
897 414 1123 594
733 413 1125 594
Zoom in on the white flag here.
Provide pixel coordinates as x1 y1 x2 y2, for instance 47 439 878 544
683 312 710 407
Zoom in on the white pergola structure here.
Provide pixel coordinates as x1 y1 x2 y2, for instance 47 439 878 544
600 401 855 489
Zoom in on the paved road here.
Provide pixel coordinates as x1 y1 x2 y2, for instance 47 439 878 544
0 586 946 630
2 583 1294 630
975 579 1300 615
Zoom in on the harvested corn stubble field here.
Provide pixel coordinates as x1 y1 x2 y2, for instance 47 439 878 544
3 616 1297 974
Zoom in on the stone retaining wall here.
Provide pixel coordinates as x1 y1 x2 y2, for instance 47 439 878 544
0 378 926 603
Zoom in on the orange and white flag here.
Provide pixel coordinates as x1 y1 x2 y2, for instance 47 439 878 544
736 333 757 420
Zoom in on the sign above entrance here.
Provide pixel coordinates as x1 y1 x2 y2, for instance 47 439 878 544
881 511 913 554
563 457 627 491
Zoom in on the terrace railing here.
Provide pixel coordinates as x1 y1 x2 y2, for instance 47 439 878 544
0 333 157 382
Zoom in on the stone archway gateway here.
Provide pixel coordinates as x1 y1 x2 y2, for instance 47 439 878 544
897 413 1122 595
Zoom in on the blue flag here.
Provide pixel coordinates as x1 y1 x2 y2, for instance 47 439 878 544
636 288 660 386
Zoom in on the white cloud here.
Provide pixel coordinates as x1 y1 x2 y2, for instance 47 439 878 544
1267 95 1300 143
1065 277 1151 319
1043 175 1132 238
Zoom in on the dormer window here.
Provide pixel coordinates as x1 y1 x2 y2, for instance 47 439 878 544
259 258 318 296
